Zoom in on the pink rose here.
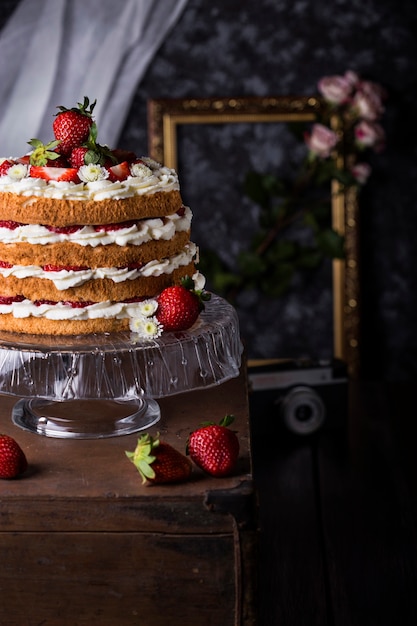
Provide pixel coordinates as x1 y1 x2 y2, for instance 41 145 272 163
304 123 338 158
352 85 385 121
344 70 360 88
354 120 385 150
318 74 353 105
351 162 371 184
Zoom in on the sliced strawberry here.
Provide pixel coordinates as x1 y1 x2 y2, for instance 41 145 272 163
0 261 13 269
29 166 80 183
15 155 31 165
0 295 25 305
62 300 95 308
0 220 21 230
107 161 131 182
34 299 57 306
126 262 144 270
0 159 14 176
122 296 144 303
45 225 83 234
42 264 89 272
35 300 96 309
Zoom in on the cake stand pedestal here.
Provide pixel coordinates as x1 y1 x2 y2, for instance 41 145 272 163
0 296 242 439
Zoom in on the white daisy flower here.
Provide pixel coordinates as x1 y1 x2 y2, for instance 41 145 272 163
78 164 109 183
129 315 163 339
130 162 153 179
7 163 28 181
137 298 158 317
140 156 161 170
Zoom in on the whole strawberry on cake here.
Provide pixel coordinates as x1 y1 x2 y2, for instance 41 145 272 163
0 97 209 337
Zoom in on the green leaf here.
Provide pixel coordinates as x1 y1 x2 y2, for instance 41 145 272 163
315 228 345 258
295 246 323 269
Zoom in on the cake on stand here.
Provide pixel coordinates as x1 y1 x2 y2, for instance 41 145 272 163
0 295 242 439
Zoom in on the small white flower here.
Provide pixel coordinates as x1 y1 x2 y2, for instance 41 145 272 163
140 156 161 170
137 298 158 317
78 164 109 183
129 315 163 339
130 162 153 179
192 271 206 291
7 163 28 181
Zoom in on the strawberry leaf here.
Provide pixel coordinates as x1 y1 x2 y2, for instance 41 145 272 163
219 414 235 428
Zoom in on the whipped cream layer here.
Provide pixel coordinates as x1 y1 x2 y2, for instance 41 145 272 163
0 206 192 247
0 158 179 201
0 299 155 321
0 243 198 290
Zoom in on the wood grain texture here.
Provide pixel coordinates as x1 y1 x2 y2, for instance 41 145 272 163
0 369 258 626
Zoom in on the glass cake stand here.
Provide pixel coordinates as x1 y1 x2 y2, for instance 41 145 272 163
0 295 243 439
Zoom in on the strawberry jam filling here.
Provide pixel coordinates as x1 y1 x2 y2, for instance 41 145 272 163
0 208 186 234
0 260 145 272
34 299 95 308
42 264 89 272
0 294 25 304
0 220 21 230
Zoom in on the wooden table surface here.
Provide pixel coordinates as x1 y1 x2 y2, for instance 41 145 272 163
250 381 417 626
0 372 258 626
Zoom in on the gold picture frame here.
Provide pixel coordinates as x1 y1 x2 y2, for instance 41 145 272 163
147 96 360 377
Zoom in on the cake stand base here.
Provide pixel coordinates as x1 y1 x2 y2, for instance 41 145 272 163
12 397 160 439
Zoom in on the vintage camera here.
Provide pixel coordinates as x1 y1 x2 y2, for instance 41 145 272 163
248 358 348 435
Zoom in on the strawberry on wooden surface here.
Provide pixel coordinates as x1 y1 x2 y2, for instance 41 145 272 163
126 433 192 485
0 434 27 479
187 415 240 477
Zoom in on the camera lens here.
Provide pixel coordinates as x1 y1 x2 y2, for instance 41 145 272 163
277 385 326 435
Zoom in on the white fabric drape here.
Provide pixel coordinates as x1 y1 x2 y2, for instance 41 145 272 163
0 0 188 156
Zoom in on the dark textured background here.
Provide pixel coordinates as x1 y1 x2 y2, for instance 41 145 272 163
1 0 417 380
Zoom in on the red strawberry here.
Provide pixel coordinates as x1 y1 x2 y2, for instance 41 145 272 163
69 147 89 168
156 285 200 332
53 97 96 155
187 415 239 477
0 434 27 479
110 149 137 164
107 161 131 182
30 166 80 183
16 155 31 165
156 276 211 332
126 433 192 485
0 159 14 176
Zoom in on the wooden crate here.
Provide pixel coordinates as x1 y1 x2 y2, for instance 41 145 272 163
0 371 258 626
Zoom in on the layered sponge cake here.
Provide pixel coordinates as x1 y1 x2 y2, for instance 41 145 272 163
0 99 202 336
